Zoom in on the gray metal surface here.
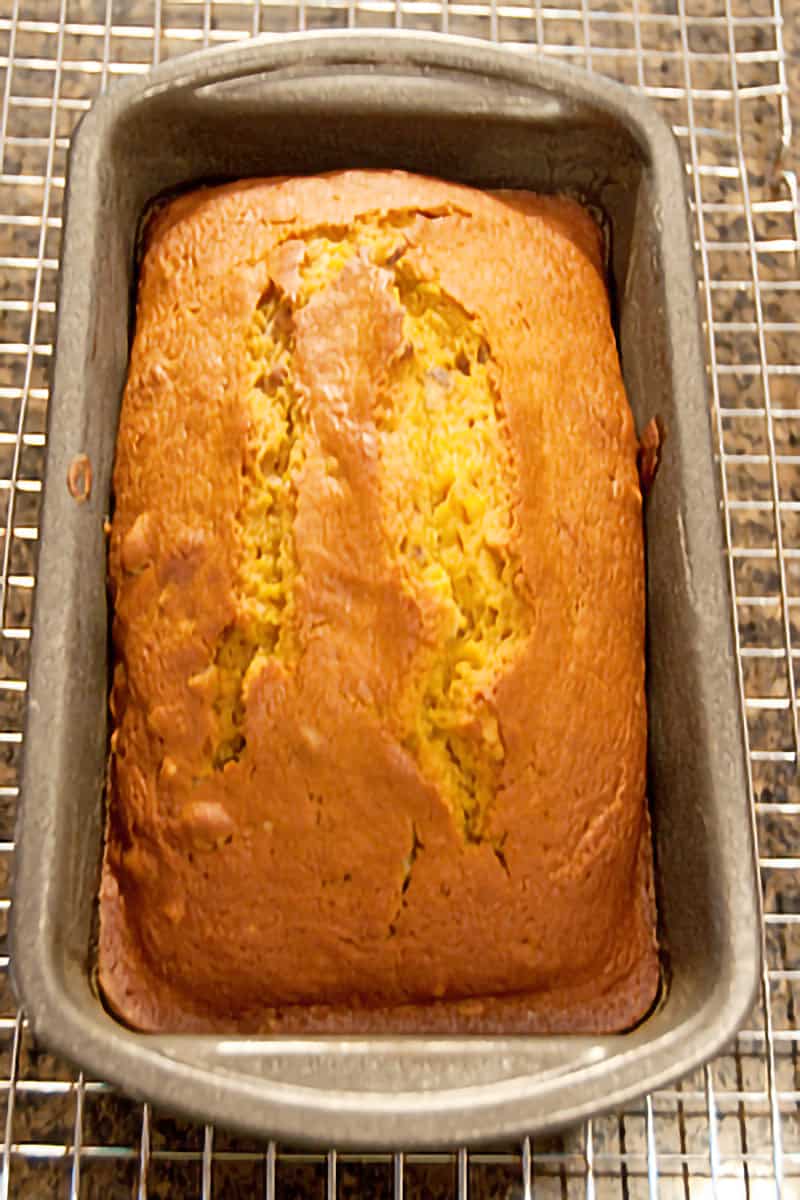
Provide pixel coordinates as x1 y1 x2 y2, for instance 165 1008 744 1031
0 0 796 1196
11 29 760 1147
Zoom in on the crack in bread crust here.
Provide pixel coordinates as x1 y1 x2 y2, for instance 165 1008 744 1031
211 218 528 842
380 267 530 841
211 289 303 769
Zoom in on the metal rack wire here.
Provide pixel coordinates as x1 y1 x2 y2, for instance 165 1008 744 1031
0 0 797 1196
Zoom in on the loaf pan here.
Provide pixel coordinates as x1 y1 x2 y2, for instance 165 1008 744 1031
12 32 760 1148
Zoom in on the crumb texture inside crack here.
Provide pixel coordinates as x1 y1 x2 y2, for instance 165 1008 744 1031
379 266 529 840
211 216 528 840
211 287 304 768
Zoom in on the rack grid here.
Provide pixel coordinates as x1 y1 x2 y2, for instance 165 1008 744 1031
0 0 798 1196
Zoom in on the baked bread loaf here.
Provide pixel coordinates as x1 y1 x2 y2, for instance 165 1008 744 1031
100 170 658 1033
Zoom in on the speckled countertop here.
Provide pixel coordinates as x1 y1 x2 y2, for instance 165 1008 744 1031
0 0 798 1196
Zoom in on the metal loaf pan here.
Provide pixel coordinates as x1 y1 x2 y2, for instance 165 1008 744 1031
12 32 761 1148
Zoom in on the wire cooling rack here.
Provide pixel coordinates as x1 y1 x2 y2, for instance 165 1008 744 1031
0 0 798 1197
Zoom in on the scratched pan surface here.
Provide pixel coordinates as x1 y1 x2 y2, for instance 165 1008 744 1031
10 32 760 1148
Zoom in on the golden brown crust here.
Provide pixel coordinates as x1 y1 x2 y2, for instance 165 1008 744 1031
100 170 658 1033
